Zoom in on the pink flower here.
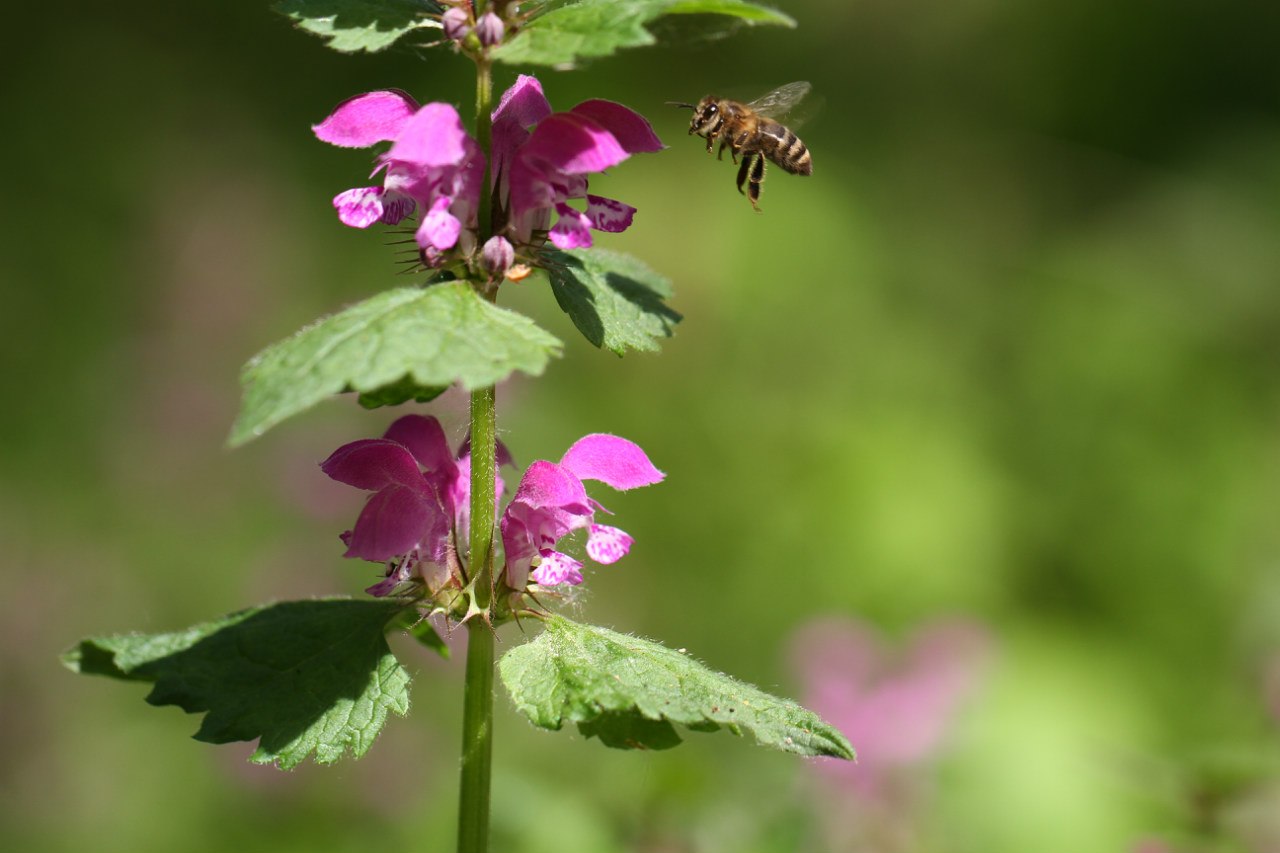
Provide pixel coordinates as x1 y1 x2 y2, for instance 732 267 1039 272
323 421 661 597
491 75 664 251
320 415 511 596
441 6 470 41
793 618 989 793
500 434 664 588
474 11 504 46
313 91 485 263
790 618 990 851
311 77 661 276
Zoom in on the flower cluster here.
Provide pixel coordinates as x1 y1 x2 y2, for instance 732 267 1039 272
312 75 662 278
500 433 665 588
322 416 663 601
490 75 664 254
320 414 511 596
441 2 504 47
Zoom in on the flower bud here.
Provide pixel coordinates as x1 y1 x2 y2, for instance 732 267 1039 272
482 235 515 277
441 7 471 41
475 11 505 47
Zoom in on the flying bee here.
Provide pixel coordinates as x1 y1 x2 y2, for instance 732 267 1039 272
670 81 813 211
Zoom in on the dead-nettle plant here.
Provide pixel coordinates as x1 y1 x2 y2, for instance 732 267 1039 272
63 2 853 851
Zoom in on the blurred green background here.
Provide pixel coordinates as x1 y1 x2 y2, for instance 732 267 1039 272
4 1 1280 851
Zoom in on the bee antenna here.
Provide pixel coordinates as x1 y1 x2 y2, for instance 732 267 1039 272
665 101 696 110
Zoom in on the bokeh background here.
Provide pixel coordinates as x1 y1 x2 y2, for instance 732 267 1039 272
4 1 1280 851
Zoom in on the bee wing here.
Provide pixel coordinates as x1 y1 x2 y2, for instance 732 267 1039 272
746 81 812 120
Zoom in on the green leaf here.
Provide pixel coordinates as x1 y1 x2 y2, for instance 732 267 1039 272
495 0 794 67
355 374 448 410
272 0 441 53
545 249 681 355
63 599 412 769
388 608 451 659
498 615 854 758
230 282 562 446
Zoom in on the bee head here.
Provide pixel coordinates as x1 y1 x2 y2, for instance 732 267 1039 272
688 97 722 138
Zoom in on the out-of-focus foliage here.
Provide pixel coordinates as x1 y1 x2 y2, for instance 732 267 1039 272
4 0 1279 851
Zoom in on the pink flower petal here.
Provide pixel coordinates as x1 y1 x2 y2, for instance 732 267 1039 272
507 156 555 220
570 99 665 153
475 10 504 46
379 190 415 225
441 6 470 40
482 235 515 275
382 415 456 473
510 460 590 512
549 203 593 250
448 453 508 543
321 439 426 491
418 196 462 250
521 113 629 175
387 103 475 168
491 76 550 190
500 514 537 588
560 434 665 490
313 90 420 148
585 194 635 233
531 551 584 586
333 187 386 229
345 484 437 562
586 524 633 564
492 74 552 130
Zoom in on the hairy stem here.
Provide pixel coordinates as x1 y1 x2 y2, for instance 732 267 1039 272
456 614 494 853
474 55 495 253
457 44 498 853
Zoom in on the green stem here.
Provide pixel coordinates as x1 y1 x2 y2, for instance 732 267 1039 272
457 48 498 853
474 56 495 252
457 385 496 853
456 616 494 853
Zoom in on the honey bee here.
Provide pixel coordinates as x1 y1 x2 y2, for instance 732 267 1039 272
671 81 813 211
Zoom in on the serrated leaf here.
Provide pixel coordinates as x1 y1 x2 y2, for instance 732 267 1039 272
63 599 411 769
545 248 681 355
495 0 794 67
498 615 854 758
272 0 441 53
230 282 562 446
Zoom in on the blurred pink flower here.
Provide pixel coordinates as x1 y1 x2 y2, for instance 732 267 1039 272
791 617 991 851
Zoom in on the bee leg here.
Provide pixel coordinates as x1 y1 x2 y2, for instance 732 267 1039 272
735 155 752 196
717 139 728 161
747 154 766 211
705 135 714 155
